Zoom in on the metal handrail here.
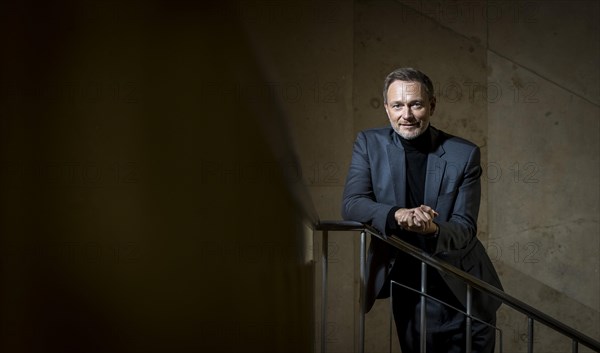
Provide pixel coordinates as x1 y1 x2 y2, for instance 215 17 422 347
315 220 600 353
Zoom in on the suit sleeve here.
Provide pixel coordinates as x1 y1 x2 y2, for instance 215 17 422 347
433 146 482 254
341 132 397 235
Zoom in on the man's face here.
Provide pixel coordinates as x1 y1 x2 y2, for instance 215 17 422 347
384 80 436 140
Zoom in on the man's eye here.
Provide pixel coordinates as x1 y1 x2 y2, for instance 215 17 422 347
392 104 400 108
412 103 423 108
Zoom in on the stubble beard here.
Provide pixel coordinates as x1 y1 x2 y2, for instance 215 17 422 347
393 121 429 140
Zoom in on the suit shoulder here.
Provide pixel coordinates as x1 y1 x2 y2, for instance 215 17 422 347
436 129 479 152
357 127 394 142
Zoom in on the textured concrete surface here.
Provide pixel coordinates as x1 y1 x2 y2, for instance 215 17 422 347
486 1 600 350
3 0 597 352
239 1 357 351
149 0 598 351
488 51 599 312
279 0 599 352
488 0 600 105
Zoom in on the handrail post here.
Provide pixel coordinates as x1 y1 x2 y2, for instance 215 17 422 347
466 284 473 353
420 261 427 353
572 339 579 353
389 283 394 353
528 317 534 353
359 230 366 353
321 230 329 353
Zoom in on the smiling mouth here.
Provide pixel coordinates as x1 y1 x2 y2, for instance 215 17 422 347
400 123 419 127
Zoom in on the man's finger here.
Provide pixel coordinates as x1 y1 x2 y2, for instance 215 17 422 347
413 208 431 222
420 205 438 217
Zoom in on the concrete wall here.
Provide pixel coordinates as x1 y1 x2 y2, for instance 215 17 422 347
254 0 599 352
1 0 597 352
239 2 358 351
487 1 599 351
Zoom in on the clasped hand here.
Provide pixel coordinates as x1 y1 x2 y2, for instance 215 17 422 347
394 205 439 235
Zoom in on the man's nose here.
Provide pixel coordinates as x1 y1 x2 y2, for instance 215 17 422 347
402 106 413 119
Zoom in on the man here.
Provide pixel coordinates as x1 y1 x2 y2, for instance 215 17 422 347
342 68 503 353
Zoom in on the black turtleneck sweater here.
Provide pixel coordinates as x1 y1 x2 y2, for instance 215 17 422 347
385 127 432 234
385 127 458 303
400 127 432 208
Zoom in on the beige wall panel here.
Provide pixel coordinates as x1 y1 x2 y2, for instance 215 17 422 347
487 51 599 344
488 0 600 105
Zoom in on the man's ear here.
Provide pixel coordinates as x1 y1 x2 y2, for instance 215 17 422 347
429 97 436 115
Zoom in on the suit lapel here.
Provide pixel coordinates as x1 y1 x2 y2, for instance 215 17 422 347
387 127 447 209
424 128 446 209
387 143 406 207
424 153 445 208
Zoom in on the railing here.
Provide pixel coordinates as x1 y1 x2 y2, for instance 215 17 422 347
315 220 600 353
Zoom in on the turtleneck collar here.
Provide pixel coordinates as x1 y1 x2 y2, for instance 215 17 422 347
398 125 432 153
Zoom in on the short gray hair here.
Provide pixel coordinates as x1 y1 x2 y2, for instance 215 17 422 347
383 68 435 104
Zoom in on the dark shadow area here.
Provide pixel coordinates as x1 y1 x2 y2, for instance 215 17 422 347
0 1 314 352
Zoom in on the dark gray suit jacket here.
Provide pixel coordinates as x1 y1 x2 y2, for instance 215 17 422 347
342 126 502 321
